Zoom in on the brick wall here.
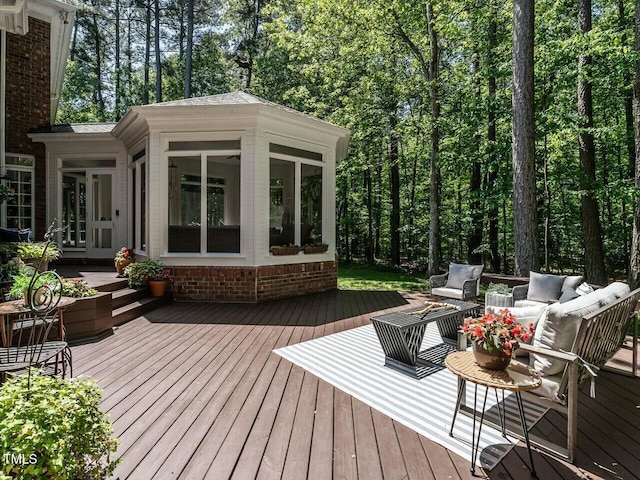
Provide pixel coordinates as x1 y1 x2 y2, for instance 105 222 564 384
5 18 51 238
170 261 337 302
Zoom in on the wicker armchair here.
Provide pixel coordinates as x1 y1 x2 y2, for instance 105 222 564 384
429 264 483 302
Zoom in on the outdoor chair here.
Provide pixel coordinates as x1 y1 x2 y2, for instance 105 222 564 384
430 263 483 302
0 310 71 383
459 283 640 463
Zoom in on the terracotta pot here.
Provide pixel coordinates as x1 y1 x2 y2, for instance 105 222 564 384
115 259 132 276
472 341 511 370
148 280 167 297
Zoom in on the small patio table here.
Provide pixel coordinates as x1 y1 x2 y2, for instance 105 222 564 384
371 299 478 378
445 351 541 475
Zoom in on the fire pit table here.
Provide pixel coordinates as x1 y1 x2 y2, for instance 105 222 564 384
371 300 479 378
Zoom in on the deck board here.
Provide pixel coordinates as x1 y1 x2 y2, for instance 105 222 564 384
67 290 640 479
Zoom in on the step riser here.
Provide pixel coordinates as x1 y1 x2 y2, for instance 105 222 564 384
112 295 171 326
112 288 149 309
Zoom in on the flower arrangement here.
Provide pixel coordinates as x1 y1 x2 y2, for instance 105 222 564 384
61 278 99 298
115 247 135 261
461 309 535 357
150 267 173 282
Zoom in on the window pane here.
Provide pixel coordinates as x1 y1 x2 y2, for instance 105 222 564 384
301 164 322 245
168 156 201 252
207 155 240 253
5 168 33 230
269 158 295 248
5 155 33 167
269 143 322 161
169 140 241 151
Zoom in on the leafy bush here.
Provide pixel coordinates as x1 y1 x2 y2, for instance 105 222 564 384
485 282 512 295
61 279 99 298
0 372 119 479
124 259 165 287
15 242 61 262
7 269 57 300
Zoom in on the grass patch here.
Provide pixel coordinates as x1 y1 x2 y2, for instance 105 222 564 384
338 264 428 291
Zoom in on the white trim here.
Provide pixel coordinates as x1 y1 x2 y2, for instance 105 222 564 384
0 30 5 188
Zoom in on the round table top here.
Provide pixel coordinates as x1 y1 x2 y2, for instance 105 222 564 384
0 296 76 315
445 351 541 392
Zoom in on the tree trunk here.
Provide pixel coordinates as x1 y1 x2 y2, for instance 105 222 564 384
91 13 106 121
114 0 121 120
390 112 401 266
365 167 374 264
427 2 441 276
620 0 636 178
408 150 418 261
629 0 640 289
154 0 162 103
578 0 607 285
488 13 501 273
374 163 382 259
184 0 194 98
512 0 538 276
144 0 151 105
468 56 483 265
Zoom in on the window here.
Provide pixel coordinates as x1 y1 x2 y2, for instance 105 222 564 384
131 149 146 252
62 173 86 247
4 154 34 231
167 151 240 254
268 143 323 250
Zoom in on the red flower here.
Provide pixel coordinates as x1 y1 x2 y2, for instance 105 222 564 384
460 308 534 356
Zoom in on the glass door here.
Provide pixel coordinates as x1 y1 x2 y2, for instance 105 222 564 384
86 169 116 258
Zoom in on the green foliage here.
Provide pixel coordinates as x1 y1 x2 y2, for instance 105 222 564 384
0 372 120 479
7 270 57 299
61 279 99 298
124 259 165 287
15 243 61 263
485 283 512 295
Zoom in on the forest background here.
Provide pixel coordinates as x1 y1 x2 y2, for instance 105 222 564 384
58 0 640 286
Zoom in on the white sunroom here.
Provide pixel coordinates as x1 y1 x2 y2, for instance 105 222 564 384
30 91 351 301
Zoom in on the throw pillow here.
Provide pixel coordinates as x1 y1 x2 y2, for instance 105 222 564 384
445 263 476 290
575 282 594 296
562 275 583 292
558 288 579 304
527 271 566 303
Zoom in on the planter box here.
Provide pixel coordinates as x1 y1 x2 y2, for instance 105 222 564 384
303 244 328 254
63 292 113 341
270 246 302 256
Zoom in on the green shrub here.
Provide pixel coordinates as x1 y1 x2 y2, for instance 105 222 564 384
124 259 164 287
15 242 61 263
485 282 512 295
0 372 120 479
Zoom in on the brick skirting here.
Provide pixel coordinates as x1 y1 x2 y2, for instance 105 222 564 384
171 261 337 302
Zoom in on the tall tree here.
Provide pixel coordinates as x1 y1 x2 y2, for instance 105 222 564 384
487 9 501 273
390 110 400 265
630 0 640 289
184 0 194 98
427 2 441 275
114 0 122 119
578 0 608 284
512 0 538 276
154 0 162 102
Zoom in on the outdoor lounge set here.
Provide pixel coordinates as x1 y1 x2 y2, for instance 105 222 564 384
421 264 640 464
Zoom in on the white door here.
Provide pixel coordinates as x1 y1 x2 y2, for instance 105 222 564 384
86 169 116 258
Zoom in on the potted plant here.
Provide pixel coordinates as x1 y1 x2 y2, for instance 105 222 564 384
61 278 99 298
302 242 328 254
0 372 120 478
485 283 514 308
270 243 301 256
124 259 164 288
15 241 61 272
8 268 58 306
461 310 535 370
114 247 136 276
148 266 172 297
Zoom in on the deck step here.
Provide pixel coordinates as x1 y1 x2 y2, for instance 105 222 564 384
112 295 171 326
111 287 149 309
95 278 129 293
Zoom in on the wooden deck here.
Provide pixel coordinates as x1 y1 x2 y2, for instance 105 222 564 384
70 290 640 480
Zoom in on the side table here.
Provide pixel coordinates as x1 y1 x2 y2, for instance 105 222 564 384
445 351 541 476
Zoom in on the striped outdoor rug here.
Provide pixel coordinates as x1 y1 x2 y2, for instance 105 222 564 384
274 323 548 471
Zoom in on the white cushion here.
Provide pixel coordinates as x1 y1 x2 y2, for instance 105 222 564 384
445 263 482 290
595 282 630 307
535 374 563 401
515 299 547 308
528 271 566 303
562 275 583 292
431 287 464 300
530 289 608 375
575 282 594 296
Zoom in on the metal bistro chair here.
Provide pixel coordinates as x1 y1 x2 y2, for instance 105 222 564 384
0 223 71 384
